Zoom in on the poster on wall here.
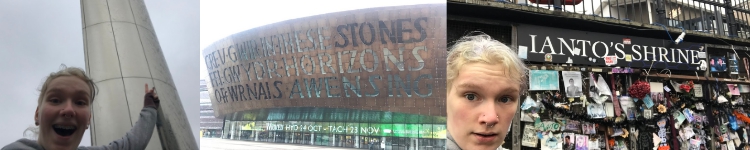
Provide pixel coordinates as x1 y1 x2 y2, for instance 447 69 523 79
522 125 539 147
530 70 561 91
575 134 589 150
563 133 576 150
562 71 583 98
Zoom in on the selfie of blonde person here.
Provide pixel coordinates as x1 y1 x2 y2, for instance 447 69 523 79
445 34 528 150
2 66 161 150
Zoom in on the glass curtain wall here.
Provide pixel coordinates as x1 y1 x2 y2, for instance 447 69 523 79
222 107 447 150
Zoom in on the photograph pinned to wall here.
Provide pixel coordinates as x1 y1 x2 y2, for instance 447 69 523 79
728 84 740 96
522 125 539 147
565 120 580 132
604 102 615 117
562 133 576 150
612 67 634 73
587 103 606 119
644 109 653 119
651 92 665 104
627 107 639 120
582 123 596 134
562 71 583 98
674 111 687 126
710 55 728 72
740 85 750 93
729 53 740 74
612 128 624 137
530 70 561 91
588 136 601 150
575 134 589 150
682 108 695 123
694 84 703 97
619 97 635 119
618 140 630 150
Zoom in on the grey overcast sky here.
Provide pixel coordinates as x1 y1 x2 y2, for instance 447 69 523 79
0 0 199 147
200 0 445 80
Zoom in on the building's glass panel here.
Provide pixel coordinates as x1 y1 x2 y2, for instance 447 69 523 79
382 111 393 123
220 108 447 148
345 122 358 135
419 124 433 139
393 112 406 123
349 109 361 122
406 114 422 124
374 123 393 137
433 124 447 139
287 108 301 121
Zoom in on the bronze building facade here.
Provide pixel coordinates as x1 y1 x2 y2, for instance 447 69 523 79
201 4 447 149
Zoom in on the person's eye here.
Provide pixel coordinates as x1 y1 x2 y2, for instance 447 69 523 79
464 93 478 101
76 100 88 106
498 96 514 103
49 98 60 104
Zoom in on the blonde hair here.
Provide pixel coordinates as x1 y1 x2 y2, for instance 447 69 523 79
446 33 528 92
37 65 98 107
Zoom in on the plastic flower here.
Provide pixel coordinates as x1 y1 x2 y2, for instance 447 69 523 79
679 81 694 93
628 80 650 99
658 104 667 113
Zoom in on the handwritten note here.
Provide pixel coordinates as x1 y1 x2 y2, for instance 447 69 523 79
535 121 562 132
522 125 539 147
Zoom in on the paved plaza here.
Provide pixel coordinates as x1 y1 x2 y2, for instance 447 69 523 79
200 138 360 150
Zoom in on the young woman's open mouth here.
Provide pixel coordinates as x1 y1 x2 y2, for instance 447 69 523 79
52 124 77 139
472 132 498 143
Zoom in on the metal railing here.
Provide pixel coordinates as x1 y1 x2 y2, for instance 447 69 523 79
485 0 750 39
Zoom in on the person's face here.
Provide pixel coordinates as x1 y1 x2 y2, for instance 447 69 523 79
565 138 570 143
447 63 520 150
36 76 92 150
569 79 574 84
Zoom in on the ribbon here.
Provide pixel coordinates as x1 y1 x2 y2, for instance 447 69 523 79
744 57 749 77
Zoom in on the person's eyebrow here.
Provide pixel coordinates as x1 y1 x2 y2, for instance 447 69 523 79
455 83 481 90
45 88 63 95
46 88 90 98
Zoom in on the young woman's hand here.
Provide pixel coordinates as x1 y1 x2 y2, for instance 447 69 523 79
144 84 160 109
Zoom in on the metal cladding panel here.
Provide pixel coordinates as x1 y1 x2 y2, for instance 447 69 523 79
202 4 448 118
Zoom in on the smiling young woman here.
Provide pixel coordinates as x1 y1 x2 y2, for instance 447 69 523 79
445 34 528 150
2 65 161 150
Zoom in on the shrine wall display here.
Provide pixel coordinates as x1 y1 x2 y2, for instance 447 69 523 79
513 24 750 150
